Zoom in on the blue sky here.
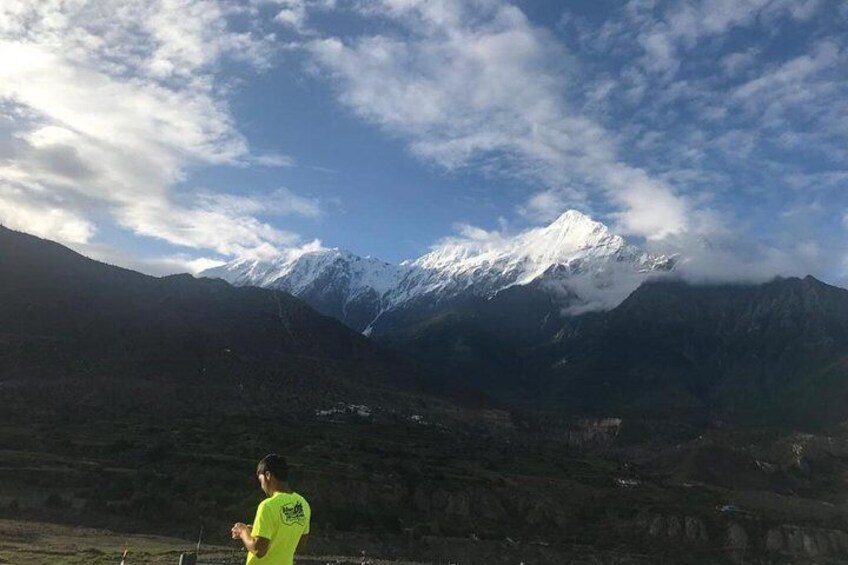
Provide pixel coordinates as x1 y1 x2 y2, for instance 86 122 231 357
1 0 846 283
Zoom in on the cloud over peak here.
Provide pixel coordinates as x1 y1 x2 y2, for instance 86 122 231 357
305 0 694 243
0 0 307 267
1 0 846 284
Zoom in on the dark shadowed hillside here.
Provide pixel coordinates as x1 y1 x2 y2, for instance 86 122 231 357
533 277 848 428
379 276 848 429
0 225 441 411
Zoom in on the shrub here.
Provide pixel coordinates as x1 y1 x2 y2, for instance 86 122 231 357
45 492 66 508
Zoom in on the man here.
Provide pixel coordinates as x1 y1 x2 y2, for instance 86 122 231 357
232 454 310 565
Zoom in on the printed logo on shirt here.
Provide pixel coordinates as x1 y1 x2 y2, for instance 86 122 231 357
280 501 306 526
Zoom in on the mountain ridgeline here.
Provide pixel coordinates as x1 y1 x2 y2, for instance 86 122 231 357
203 210 674 334
5 218 848 429
533 276 848 427
377 274 848 428
0 225 443 413
204 211 848 430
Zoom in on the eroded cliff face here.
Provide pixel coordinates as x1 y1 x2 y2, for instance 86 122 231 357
766 525 848 559
284 416 848 565
303 469 848 565
635 513 848 564
302 475 576 540
643 514 710 544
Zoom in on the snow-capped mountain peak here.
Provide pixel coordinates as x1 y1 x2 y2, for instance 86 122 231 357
203 244 402 296
414 211 626 269
202 210 674 332
533 210 625 256
404 210 654 295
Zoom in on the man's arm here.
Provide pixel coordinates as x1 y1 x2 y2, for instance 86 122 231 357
231 523 270 558
296 534 309 554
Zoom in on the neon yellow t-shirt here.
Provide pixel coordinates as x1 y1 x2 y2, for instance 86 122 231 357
246 491 310 565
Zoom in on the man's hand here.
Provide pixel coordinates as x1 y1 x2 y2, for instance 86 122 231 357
231 523 251 540
231 523 269 558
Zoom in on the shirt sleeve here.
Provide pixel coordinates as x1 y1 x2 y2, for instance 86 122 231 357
303 499 311 535
251 500 277 541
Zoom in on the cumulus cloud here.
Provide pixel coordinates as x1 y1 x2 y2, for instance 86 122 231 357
264 187 325 218
301 0 846 286
269 0 336 34
652 233 827 286
297 1 846 285
0 1 311 267
0 195 95 245
3 0 844 287
245 153 296 167
197 188 324 220
304 0 693 242
553 1 848 283
728 40 847 163
274 0 309 31
70 241 227 277
623 0 824 78
519 190 571 223
721 48 761 76
603 165 688 240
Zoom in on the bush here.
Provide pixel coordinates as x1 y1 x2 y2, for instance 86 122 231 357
45 492 66 508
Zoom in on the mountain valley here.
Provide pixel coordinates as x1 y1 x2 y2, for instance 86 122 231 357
4 225 848 564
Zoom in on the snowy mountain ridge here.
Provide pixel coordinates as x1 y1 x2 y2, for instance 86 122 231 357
206 243 402 298
396 210 669 300
203 210 675 332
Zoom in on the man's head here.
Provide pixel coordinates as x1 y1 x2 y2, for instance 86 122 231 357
256 454 288 495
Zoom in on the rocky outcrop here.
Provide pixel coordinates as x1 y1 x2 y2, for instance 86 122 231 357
564 418 623 448
643 516 848 562
725 522 748 550
644 514 709 544
527 417 624 449
765 525 848 558
684 516 710 543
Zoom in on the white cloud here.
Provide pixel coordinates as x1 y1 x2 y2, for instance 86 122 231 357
184 256 228 273
264 187 324 218
305 0 694 241
725 39 848 167
0 0 310 262
271 0 336 34
246 153 296 167
604 165 688 240
519 190 570 223
657 233 828 285
733 41 840 102
558 1 848 283
454 222 509 246
627 0 824 78
786 172 848 192
196 188 324 219
5 0 837 285
721 48 761 76
784 0 822 21
0 191 95 244
639 30 678 74
134 254 228 276
275 0 309 32
287 1 846 286
69 241 227 276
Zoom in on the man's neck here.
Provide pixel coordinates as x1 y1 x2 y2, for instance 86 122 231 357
269 481 293 495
